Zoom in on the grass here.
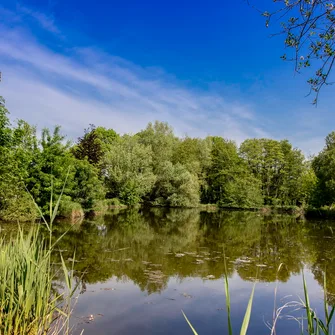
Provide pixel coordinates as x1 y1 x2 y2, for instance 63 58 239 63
0 171 80 335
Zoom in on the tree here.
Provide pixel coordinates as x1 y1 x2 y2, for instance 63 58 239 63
205 136 262 207
151 161 200 207
257 0 335 103
73 125 104 166
172 136 212 185
25 126 75 214
0 96 11 147
240 138 306 206
70 159 106 211
137 121 177 172
0 99 37 221
312 131 335 206
104 135 156 205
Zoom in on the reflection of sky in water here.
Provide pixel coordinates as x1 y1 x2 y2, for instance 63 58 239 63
72 270 325 335
2 208 331 335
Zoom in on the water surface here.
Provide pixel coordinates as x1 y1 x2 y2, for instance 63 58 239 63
2 208 335 334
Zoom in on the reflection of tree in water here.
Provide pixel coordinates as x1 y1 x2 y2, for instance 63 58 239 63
303 222 335 304
46 209 335 296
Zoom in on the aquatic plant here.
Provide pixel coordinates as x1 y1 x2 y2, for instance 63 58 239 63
0 174 79 335
182 265 335 335
182 255 255 335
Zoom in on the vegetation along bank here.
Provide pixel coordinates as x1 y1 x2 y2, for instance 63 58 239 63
1 95 334 221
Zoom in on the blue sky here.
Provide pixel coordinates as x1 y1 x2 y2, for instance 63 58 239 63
0 0 333 154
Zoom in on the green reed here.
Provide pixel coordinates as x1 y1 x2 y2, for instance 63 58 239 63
182 255 255 335
182 266 334 335
300 272 335 335
0 171 79 335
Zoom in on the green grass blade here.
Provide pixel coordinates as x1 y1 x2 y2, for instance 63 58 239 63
240 282 256 335
50 175 54 219
182 310 199 335
50 167 71 225
60 254 71 290
24 184 51 232
327 306 335 328
303 272 315 334
224 255 233 335
324 272 329 323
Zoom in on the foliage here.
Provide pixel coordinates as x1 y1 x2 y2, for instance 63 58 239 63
70 159 106 211
137 121 177 172
0 227 75 335
2 94 335 220
0 188 38 222
58 195 84 218
259 0 335 103
312 131 335 206
72 124 117 168
240 138 305 206
104 135 156 205
205 137 263 207
151 161 200 207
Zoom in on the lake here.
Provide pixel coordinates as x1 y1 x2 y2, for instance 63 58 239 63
2 208 335 334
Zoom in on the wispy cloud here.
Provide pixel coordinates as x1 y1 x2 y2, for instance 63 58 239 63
17 4 60 34
0 4 327 155
0 14 266 144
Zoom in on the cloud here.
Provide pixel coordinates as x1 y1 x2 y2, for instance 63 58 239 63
17 4 60 34
0 17 266 145
1 4 326 155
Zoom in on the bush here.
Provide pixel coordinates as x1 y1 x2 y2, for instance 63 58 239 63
0 190 38 222
91 199 109 215
58 195 84 219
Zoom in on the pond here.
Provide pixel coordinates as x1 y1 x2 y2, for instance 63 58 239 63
2 208 335 334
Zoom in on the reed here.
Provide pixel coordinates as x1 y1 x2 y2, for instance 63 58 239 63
0 171 79 335
182 266 334 335
182 256 255 335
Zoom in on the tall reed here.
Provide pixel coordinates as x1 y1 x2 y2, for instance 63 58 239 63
300 272 335 335
0 171 78 335
182 268 335 335
182 255 255 335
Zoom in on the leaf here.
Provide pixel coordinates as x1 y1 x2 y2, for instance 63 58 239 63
182 310 199 335
240 283 256 335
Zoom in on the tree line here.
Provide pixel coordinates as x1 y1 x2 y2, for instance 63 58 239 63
0 95 334 220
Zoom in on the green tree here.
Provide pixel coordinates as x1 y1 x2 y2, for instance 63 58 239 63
240 138 305 206
151 161 200 207
312 131 335 206
0 96 11 147
104 135 156 205
172 136 212 189
73 125 118 165
137 121 177 172
0 99 37 221
25 126 75 214
205 136 262 207
71 159 106 211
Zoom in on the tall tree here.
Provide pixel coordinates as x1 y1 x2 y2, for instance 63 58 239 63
206 137 262 207
137 121 177 172
312 131 335 206
240 138 305 206
104 135 156 205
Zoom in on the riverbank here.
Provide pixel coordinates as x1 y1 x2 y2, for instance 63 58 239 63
3 199 335 223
